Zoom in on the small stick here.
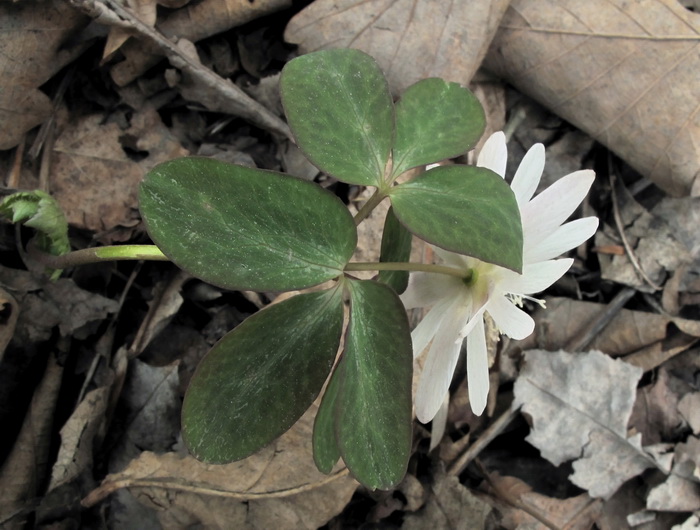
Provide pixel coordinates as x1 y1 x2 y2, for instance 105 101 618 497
564 286 636 352
447 405 520 477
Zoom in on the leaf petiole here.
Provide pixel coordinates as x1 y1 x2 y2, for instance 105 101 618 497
30 244 169 269
345 261 467 279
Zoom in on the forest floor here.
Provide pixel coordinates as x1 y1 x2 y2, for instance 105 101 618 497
1 1 700 529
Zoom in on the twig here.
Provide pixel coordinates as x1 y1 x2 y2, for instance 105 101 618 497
447 405 520 477
564 286 636 351
609 172 662 291
82 467 351 507
475 459 562 530
67 0 292 140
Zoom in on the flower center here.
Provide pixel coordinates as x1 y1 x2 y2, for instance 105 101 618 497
462 268 478 286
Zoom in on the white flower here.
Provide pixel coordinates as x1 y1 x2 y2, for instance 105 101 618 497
402 132 598 422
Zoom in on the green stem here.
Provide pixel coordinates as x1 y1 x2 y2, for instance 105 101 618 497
353 189 386 226
345 261 467 279
30 245 169 269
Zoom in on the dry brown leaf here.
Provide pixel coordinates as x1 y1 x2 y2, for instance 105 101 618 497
49 386 111 491
0 266 120 344
103 0 159 59
675 514 700 529
597 182 692 292
484 0 700 197
0 1 88 149
679 393 700 435
514 350 654 499
486 472 600 530
110 0 291 86
285 0 511 94
52 106 187 234
518 297 671 356
129 271 188 357
83 403 357 529
0 287 19 365
402 470 492 529
629 367 689 445
647 470 700 512
0 356 63 530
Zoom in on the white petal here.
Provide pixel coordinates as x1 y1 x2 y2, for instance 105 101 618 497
476 131 507 178
466 316 489 416
401 272 461 309
456 279 493 342
415 292 472 423
524 217 599 263
432 245 470 269
411 295 454 358
487 294 535 340
429 394 449 452
498 258 573 295
521 170 595 251
511 143 545 207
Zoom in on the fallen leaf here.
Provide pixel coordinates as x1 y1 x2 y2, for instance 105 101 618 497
285 0 511 94
110 0 292 86
103 0 160 59
129 271 188 357
679 393 700 435
676 436 700 481
0 0 88 149
0 287 19 365
107 360 181 530
485 472 600 530
83 404 358 530
51 106 187 234
484 0 700 197
674 514 700 530
629 367 689 445
0 266 120 343
402 470 492 529
517 297 671 356
0 356 63 530
514 350 654 499
49 386 111 491
647 469 700 512
597 183 692 292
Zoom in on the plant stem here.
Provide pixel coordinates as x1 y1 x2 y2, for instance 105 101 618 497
353 189 386 226
31 245 169 269
345 261 467 279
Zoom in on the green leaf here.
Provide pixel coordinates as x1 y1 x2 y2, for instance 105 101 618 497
312 365 342 474
336 279 413 490
377 207 412 294
0 190 70 280
389 165 523 273
182 287 344 463
280 49 394 187
140 157 357 291
391 79 485 178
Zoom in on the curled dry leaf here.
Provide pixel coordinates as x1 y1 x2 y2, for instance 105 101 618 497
83 404 357 529
0 357 63 530
285 0 511 94
0 0 88 149
484 0 700 197
110 0 292 86
514 350 653 499
49 386 111 491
